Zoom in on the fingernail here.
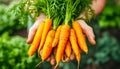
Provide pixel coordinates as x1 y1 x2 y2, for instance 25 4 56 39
26 39 30 44
90 37 96 45
92 39 96 45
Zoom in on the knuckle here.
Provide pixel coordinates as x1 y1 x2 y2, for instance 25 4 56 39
86 26 93 31
84 26 92 32
29 27 34 32
88 26 93 30
93 34 95 38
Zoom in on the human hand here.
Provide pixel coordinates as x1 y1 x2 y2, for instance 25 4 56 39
27 13 46 44
76 20 96 45
27 14 96 45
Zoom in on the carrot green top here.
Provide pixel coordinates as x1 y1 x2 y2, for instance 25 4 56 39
12 0 94 27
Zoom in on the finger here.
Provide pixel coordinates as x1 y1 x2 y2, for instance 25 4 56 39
70 52 75 60
50 54 56 66
83 33 86 38
84 26 96 45
27 25 37 44
77 20 96 45
46 56 51 62
27 13 46 44
27 21 42 44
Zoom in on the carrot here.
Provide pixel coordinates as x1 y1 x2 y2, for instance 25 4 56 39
65 40 72 57
55 24 70 67
41 29 55 61
52 25 62 47
72 21 88 54
69 29 81 69
28 22 44 56
38 19 52 51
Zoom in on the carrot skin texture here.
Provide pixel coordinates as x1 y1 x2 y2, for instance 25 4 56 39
38 19 52 51
41 30 55 61
69 29 81 69
52 25 62 47
69 29 80 62
65 40 72 57
72 21 88 54
55 25 70 66
28 22 44 56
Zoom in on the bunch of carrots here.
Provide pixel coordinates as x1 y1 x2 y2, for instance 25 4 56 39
25 0 94 68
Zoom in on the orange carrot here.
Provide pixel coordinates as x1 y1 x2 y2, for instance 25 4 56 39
41 30 55 61
72 21 88 54
65 40 72 57
38 19 52 51
55 24 70 67
52 25 62 47
69 29 81 69
28 22 44 56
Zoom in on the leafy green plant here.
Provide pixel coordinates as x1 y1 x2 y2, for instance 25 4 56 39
11 0 94 25
0 4 26 34
95 32 120 63
0 32 39 69
99 1 120 29
0 0 13 4
80 32 120 68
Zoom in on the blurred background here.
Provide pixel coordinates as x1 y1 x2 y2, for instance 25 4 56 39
0 0 120 69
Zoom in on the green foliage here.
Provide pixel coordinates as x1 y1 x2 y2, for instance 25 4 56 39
99 1 120 29
12 0 94 25
0 4 26 34
0 32 39 69
0 0 13 4
80 32 120 68
95 32 120 63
